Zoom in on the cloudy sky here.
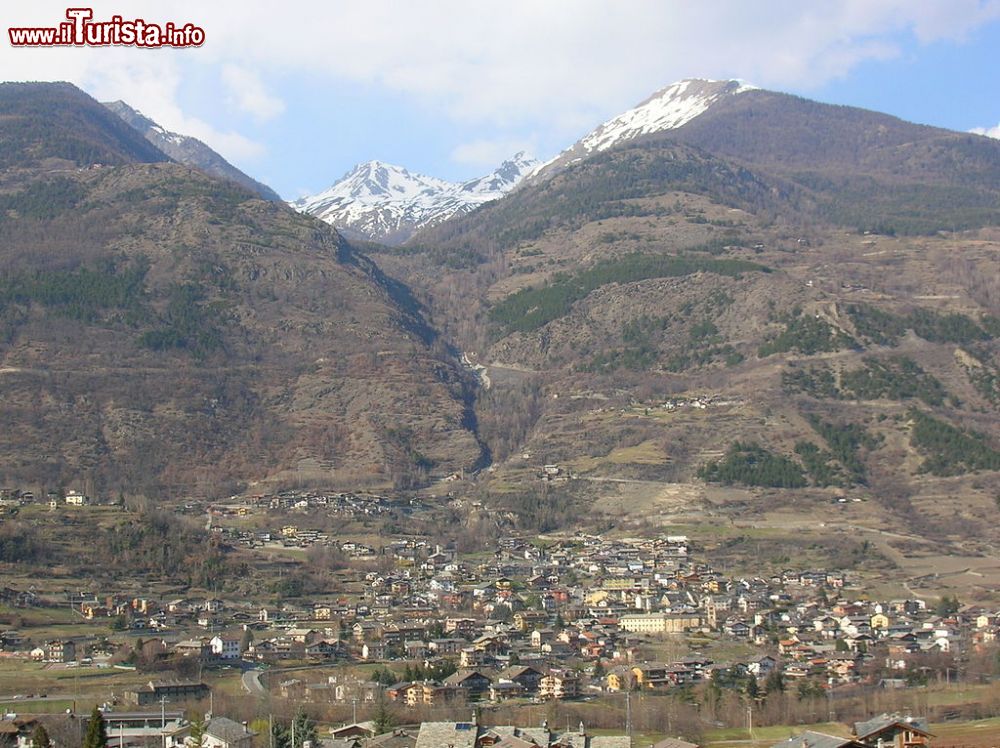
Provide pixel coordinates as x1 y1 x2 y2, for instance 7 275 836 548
3 1 1000 199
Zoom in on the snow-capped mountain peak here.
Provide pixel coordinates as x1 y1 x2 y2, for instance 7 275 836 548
460 151 539 195
527 78 757 183
317 160 455 202
293 153 539 245
580 78 757 154
294 79 752 241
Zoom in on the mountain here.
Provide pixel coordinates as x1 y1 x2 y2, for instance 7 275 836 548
663 88 1000 233
527 78 757 181
520 77 1000 233
0 82 170 170
3 76 998 546
0 82 482 496
667 87 988 178
104 100 282 201
293 152 539 244
371 78 1000 543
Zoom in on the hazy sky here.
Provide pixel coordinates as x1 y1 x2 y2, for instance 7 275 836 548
4 1 999 199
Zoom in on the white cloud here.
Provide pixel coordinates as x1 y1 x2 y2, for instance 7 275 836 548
77 54 267 162
179 120 266 161
451 138 538 168
10 74 262 166
970 124 1000 139
220 64 285 120
893 0 1000 41
169 0 1000 140
3 0 1000 166
0 5 269 165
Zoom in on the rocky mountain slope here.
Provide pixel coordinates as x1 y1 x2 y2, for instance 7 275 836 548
518 77 1000 232
0 82 170 170
372 79 1000 542
2 75 997 543
664 88 1000 233
0 82 482 497
103 100 282 201
293 152 539 244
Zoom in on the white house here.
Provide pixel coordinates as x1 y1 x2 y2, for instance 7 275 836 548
65 490 88 506
209 636 240 660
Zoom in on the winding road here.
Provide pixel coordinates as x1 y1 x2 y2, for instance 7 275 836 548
241 667 267 696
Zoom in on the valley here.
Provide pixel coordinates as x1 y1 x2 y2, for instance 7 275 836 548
0 74 998 748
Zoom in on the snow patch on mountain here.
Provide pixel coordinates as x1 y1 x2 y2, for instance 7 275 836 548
580 78 757 154
294 79 753 241
103 100 281 201
293 152 539 244
526 78 756 184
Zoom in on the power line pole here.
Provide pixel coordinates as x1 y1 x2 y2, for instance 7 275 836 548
625 691 632 737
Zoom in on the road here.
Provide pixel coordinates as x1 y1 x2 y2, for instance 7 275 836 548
241 663 331 697
574 476 674 487
0 693 83 702
241 668 267 696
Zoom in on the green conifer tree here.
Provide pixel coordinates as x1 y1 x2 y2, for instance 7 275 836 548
31 724 51 748
188 714 206 748
82 706 108 748
371 694 396 735
291 708 317 748
270 719 290 748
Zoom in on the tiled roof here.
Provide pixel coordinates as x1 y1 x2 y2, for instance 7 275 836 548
205 716 253 743
853 714 931 739
589 737 631 748
770 731 859 748
413 721 478 748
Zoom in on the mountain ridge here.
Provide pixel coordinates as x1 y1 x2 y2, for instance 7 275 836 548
0 82 483 496
366 76 999 538
293 152 540 245
526 78 758 183
0 81 171 170
2 76 998 528
103 100 282 201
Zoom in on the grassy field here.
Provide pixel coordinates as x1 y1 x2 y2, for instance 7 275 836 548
0 603 88 626
932 716 1000 747
0 698 74 713
0 659 152 700
568 440 670 472
705 721 848 747
700 715 1000 748
925 684 994 706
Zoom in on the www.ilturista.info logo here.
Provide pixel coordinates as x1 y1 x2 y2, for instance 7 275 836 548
9 8 205 47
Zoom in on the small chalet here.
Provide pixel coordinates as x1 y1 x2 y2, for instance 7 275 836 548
853 715 933 748
497 664 544 694
444 670 493 699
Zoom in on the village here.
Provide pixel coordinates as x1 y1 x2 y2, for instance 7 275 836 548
1 485 991 748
